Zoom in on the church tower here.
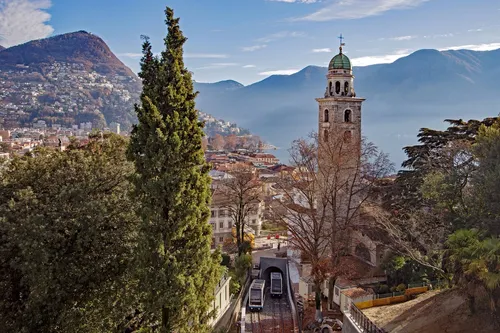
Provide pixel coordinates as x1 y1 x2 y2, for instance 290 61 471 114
316 36 365 156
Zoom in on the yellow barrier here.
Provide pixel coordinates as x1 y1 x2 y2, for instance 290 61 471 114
354 286 430 310
405 286 428 296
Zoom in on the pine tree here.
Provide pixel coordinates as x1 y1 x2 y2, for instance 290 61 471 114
128 7 221 333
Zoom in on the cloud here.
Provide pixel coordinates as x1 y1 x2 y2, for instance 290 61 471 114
389 35 417 41
195 62 239 70
185 53 228 59
439 42 500 52
256 31 305 43
351 49 411 66
268 0 319 3
0 0 54 47
242 44 267 52
243 64 257 68
294 0 430 21
312 48 332 53
118 53 143 59
258 69 300 76
467 28 483 32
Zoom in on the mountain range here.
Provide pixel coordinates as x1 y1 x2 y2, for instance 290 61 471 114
194 48 500 166
1 31 499 166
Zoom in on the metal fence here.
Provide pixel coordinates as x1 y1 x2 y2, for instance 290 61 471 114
349 303 387 333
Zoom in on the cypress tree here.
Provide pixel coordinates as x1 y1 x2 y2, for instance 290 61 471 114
128 7 221 333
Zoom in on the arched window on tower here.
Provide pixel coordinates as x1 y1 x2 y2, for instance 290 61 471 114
324 129 329 143
344 82 349 95
329 82 333 96
324 109 329 122
343 130 352 143
335 81 341 94
344 109 352 123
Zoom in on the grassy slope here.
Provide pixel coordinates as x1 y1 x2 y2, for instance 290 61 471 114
363 289 498 333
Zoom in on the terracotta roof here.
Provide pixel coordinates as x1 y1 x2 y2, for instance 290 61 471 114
341 287 374 298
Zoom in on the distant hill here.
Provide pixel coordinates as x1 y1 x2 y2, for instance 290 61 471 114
0 31 134 76
0 31 250 138
0 45 5 52
194 48 500 165
0 31 141 129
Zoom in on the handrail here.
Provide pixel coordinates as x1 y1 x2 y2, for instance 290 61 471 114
348 303 387 333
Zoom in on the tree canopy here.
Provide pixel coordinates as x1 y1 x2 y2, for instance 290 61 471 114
0 133 138 333
127 7 221 333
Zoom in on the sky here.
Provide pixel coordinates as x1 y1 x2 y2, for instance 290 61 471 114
0 0 499 85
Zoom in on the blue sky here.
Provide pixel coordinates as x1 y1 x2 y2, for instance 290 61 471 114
0 0 499 85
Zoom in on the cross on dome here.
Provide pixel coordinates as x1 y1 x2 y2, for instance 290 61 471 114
338 33 346 53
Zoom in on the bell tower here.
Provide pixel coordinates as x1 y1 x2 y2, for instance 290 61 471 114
316 35 365 158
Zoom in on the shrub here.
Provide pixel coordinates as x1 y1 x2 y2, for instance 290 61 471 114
396 283 407 292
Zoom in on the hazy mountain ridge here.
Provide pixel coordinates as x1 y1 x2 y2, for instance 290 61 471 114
194 48 500 165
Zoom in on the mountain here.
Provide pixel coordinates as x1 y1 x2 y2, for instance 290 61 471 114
194 48 500 166
0 31 134 76
0 45 5 51
0 31 250 138
0 31 141 129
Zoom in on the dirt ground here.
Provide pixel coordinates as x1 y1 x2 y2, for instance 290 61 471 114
363 289 498 333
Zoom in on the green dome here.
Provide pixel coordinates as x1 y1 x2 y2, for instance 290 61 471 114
329 49 351 70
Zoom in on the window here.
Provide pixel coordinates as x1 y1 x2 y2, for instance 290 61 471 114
228 221 232 229
211 210 216 218
329 82 332 95
335 287 340 296
343 130 352 143
219 221 224 229
219 237 224 243
344 109 352 123
324 109 329 123
219 209 226 217
323 129 329 143
344 82 349 95
252 219 257 225
335 81 341 94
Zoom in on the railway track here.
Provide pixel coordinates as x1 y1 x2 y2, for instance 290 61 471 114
246 291 293 332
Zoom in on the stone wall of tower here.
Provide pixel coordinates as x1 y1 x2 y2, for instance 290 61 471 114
317 98 364 153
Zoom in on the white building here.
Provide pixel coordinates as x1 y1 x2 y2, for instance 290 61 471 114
208 271 232 327
109 121 120 134
209 192 264 248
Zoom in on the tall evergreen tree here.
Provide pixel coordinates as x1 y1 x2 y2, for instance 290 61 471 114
127 7 221 333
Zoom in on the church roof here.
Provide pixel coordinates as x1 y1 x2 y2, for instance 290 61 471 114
329 47 352 70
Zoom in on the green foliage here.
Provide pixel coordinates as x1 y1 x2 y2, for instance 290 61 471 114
446 229 500 313
127 7 221 333
376 284 390 294
0 134 139 333
382 254 440 287
228 270 241 295
234 254 252 284
221 254 231 267
395 284 407 292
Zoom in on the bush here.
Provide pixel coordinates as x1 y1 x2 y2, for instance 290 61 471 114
396 283 407 292
221 254 231 267
377 284 390 294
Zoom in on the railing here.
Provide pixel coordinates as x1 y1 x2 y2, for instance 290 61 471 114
348 303 387 333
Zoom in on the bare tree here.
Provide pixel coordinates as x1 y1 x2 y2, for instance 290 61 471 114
273 131 393 312
215 167 263 255
318 129 394 309
271 138 330 321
